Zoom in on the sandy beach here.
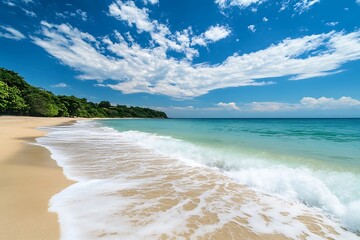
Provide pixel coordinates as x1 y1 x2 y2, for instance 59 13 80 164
0 116 74 240
1 117 358 239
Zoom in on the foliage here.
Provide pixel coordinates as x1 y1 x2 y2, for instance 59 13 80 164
0 68 167 118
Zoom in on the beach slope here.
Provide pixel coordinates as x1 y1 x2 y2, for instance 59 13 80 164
0 116 73 239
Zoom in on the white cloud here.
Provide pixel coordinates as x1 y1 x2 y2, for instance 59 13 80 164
356 0 360 5
203 25 231 42
215 0 263 8
248 24 256 32
247 102 292 112
56 9 87 21
0 25 26 40
32 19 360 99
143 0 158 5
3 0 15 7
108 1 229 60
51 83 68 88
326 22 338 27
300 97 360 109
76 9 88 21
158 97 360 114
22 0 33 4
262 17 268 22
169 106 195 111
294 0 320 14
215 0 320 13
217 102 240 110
109 0 153 32
247 97 360 112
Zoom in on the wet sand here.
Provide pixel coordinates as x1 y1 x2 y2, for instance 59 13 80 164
0 116 74 239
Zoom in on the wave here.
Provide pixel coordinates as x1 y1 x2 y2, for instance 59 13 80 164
110 125 360 233
36 120 360 239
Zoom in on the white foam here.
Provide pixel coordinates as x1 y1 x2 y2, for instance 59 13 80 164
36 120 360 239
114 126 360 234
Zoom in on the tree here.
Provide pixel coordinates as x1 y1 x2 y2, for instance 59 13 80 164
0 68 168 118
0 81 27 114
98 101 111 108
26 90 59 117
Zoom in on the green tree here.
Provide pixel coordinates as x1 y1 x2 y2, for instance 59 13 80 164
0 68 168 119
0 81 27 114
26 90 59 117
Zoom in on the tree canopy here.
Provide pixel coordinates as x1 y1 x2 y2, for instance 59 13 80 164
0 68 167 118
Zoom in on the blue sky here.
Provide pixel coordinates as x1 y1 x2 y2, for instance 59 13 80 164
1 0 360 117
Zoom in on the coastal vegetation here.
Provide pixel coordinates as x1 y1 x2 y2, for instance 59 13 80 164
0 68 167 118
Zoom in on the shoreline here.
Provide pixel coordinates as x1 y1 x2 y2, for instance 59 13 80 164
0 116 75 239
42 119 359 239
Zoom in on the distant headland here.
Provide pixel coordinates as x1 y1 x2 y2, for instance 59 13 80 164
0 68 167 119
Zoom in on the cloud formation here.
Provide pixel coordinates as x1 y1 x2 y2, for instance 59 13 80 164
56 9 88 21
204 25 231 42
217 102 240 110
215 0 263 8
248 24 256 32
216 0 320 13
108 0 230 60
248 97 360 112
32 19 360 99
294 0 320 14
51 83 68 88
0 25 26 40
143 0 158 5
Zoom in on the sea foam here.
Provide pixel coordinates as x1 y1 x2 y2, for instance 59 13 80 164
36 120 360 239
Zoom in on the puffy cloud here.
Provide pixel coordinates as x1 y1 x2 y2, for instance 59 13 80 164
262 17 268 22
357 0 360 5
0 25 26 40
32 19 360 99
248 24 256 32
247 97 360 112
109 0 153 32
51 83 68 88
143 0 158 5
204 25 231 42
217 102 240 110
300 97 360 109
108 1 229 60
191 25 231 47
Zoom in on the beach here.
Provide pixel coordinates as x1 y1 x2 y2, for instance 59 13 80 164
0 116 74 239
1 117 359 239
37 119 359 239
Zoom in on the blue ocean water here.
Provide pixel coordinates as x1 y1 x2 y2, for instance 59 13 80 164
102 118 360 172
100 118 360 231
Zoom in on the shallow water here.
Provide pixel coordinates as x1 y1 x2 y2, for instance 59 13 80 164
36 119 360 239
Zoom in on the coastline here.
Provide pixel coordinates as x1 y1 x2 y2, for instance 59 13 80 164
0 116 75 239
41 119 359 239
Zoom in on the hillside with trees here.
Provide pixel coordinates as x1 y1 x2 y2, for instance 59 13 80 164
0 68 167 118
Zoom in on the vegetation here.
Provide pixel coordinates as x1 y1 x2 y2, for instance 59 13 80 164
0 68 167 118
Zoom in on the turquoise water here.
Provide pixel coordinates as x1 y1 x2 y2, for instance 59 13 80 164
102 118 360 172
98 118 360 232
37 120 360 238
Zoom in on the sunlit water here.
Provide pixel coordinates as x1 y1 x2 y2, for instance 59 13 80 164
36 118 360 239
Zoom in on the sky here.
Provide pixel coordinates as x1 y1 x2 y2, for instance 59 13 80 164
1 0 360 118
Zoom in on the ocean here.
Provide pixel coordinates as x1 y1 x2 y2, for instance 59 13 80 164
36 118 360 239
